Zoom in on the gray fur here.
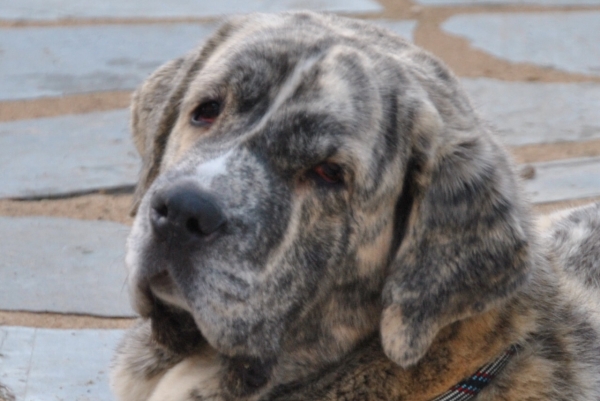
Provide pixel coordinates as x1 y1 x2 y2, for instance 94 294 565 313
111 11 600 401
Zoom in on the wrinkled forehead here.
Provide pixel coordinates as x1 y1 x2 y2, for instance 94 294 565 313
171 16 419 185
187 21 382 122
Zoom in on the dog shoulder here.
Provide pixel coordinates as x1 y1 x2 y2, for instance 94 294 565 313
545 202 600 288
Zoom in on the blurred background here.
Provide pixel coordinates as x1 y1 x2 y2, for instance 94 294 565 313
0 0 599 399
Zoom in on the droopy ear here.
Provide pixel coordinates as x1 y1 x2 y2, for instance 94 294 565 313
129 20 239 215
129 56 187 215
380 100 531 368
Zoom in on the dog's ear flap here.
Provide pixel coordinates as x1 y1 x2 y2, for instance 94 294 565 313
130 57 188 215
129 20 240 215
380 100 531 368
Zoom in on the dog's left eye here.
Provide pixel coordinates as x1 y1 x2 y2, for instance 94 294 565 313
309 162 344 186
191 100 221 126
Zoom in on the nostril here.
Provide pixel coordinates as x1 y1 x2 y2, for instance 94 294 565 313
185 217 202 236
155 203 169 218
150 195 170 234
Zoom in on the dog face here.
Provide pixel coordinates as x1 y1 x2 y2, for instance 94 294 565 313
125 11 532 393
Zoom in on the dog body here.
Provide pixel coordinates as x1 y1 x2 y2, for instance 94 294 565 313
111 12 600 401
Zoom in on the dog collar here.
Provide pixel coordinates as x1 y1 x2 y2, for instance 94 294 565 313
430 344 521 401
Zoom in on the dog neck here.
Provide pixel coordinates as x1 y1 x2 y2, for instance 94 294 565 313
139 290 535 401
402 308 520 400
266 302 527 401
428 343 520 401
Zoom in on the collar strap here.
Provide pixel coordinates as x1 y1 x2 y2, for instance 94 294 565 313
431 344 521 401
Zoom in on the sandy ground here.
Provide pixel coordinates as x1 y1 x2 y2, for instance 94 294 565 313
1 0 600 329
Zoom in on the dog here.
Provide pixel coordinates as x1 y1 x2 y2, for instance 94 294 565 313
111 11 600 401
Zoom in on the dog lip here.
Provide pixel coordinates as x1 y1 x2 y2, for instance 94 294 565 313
129 279 155 317
148 271 193 313
149 294 207 355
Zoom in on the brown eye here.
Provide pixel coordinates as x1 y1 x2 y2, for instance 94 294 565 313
310 162 344 186
191 100 221 126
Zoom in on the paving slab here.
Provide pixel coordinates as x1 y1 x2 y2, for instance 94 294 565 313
462 78 600 146
0 110 139 199
0 0 382 21
416 0 600 5
0 217 134 317
0 18 412 101
0 23 218 100
371 20 417 42
524 157 600 204
0 326 123 401
443 12 600 76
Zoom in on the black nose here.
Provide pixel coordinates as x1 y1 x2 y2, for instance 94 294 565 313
150 181 226 241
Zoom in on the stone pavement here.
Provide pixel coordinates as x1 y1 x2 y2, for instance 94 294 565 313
0 111 137 198
0 0 382 21
443 11 600 76
1 1 599 400
1 327 122 401
415 0 600 4
0 217 132 316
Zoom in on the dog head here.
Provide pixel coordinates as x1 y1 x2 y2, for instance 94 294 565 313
125 11 532 395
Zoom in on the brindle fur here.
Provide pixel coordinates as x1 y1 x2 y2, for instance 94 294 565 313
111 11 600 401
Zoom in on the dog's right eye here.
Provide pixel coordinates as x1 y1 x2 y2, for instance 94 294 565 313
191 101 221 126
307 162 345 188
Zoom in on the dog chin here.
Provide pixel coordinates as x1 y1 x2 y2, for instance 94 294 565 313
146 271 279 365
148 293 207 355
131 270 203 355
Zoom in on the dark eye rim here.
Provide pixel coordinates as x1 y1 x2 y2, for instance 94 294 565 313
308 162 345 187
190 100 222 126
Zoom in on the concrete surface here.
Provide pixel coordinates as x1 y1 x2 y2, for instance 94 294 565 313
0 23 218 100
0 110 139 199
0 0 382 21
0 217 133 317
525 157 600 203
443 12 600 77
0 326 123 401
463 78 600 146
416 0 600 5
